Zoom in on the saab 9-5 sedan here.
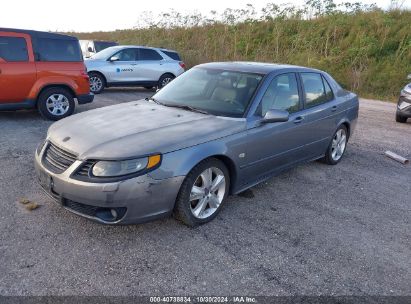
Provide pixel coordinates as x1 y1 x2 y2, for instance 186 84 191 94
35 62 359 226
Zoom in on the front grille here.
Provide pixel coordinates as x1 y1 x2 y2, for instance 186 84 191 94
76 160 95 177
42 142 77 174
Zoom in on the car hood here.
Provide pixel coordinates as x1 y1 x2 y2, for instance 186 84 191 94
47 101 246 159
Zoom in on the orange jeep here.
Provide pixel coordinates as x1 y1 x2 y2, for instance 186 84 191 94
0 28 93 120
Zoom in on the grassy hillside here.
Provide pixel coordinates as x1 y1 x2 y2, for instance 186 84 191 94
75 9 411 101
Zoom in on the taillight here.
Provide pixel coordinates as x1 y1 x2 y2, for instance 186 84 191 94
179 62 186 70
81 69 89 79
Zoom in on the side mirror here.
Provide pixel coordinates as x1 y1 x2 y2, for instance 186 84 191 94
262 109 289 123
407 74 411 80
109 56 119 62
87 47 93 52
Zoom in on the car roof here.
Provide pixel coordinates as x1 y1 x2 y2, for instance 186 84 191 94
112 45 178 53
0 28 78 41
195 62 322 75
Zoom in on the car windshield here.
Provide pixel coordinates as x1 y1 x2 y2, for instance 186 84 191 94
90 46 120 60
94 41 118 52
152 67 263 118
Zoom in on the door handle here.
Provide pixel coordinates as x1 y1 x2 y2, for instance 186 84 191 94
0 69 2 74
294 116 304 124
131 64 138 66
331 105 338 112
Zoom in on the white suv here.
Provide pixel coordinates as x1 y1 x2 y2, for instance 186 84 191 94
85 46 185 94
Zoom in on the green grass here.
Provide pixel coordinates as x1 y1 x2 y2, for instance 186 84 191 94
73 9 411 101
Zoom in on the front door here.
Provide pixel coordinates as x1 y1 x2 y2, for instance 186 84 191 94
240 73 310 185
103 48 139 83
0 33 36 103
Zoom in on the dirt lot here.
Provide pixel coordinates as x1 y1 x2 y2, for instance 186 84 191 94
0 89 410 296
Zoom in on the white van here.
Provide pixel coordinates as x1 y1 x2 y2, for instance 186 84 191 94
79 40 118 58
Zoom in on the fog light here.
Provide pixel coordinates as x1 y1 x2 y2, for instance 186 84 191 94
110 208 118 219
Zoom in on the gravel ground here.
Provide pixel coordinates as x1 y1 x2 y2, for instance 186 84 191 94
0 90 410 296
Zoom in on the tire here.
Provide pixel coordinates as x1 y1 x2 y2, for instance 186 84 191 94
158 74 175 89
37 87 75 121
89 72 105 94
396 111 407 123
173 158 230 227
321 125 348 165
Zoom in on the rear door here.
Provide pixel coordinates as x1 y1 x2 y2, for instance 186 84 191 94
134 48 166 82
297 72 342 159
0 32 36 103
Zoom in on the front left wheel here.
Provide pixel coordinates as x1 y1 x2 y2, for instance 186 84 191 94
89 72 105 94
174 158 230 227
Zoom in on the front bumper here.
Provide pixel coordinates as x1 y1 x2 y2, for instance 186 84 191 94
397 91 411 117
34 147 184 225
77 93 94 104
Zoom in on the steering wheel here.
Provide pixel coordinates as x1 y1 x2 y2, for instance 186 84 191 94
224 99 244 110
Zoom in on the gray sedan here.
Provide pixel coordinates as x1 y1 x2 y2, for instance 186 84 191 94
34 62 359 226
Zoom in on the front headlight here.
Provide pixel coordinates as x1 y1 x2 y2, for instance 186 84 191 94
401 84 411 96
91 155 161 177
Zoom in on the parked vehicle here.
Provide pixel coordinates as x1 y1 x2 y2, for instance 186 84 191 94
79 40 118 58
85 45 185 94
396 74 411 123
0 28 93 120
35 62 358 226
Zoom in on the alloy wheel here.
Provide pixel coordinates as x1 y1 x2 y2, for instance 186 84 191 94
161 77 173 87
331 129 347 161
90 76 103 92
190 167 226 219
46 94 70 116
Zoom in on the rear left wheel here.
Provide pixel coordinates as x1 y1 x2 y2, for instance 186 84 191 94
174 158 230 227
158 74 175 89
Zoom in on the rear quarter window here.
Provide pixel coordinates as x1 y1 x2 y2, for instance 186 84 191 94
138 48 163 61
162 50 181 61
36 38 82 62
0 36 29 62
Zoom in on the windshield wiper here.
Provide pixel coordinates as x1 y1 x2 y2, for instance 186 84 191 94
145 98 209 115
162 103 209 115
145 97 164 105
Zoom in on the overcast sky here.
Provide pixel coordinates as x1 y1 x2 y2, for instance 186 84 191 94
1 0 408 32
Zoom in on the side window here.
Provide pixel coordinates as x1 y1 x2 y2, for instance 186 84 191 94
257 73 300 116
138 48 163 61
323 76 334 102
301 73 329 108
115 48 137 61
37 38 82 62
162 50 181 61
0 36 28 62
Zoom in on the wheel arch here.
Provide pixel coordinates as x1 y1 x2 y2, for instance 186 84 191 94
88 70 107 86
204 154 238 194
36 84 76 105
340 121 351 139
151 143 240 194
158 72 176 81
